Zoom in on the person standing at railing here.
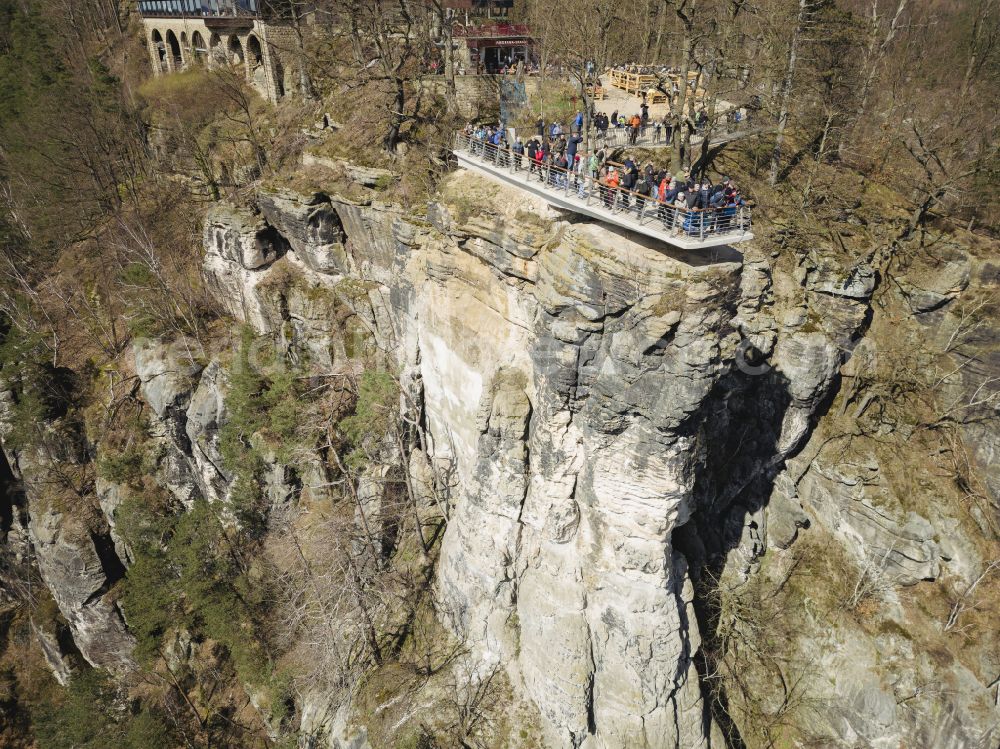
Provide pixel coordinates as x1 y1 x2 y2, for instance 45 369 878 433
672 192 688 234
604 167 620 208
656 174 672 220
635 173 652 215
694 181 712 228
527 139 539 176
566 133 582 172
697 182 711 211
684 186 706 236
629 114 641 145
708 186 729 232
512 138 525 171
588 151 601 180
685 184 699 210
596 112 609 141
555 133 567 158
662 177 682 205
696 109 709 135
620 157 638 209
554 153 569 188
573 154 588 197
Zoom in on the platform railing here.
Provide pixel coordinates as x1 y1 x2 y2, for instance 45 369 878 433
453 132 751 243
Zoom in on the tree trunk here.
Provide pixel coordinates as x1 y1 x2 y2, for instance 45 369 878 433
653 7 667 63
289 5 315 98
837 0 908 160
769 0 807 186
443 20 457 112
385 76 406 152
671 27 692 173
802 110 833 207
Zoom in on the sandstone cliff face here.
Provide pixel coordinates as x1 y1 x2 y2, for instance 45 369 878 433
3 165 997 748
0 421 136 674
193 169 999 748
205 175 746 747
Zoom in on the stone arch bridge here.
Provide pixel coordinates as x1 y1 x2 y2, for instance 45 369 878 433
141 9 299 103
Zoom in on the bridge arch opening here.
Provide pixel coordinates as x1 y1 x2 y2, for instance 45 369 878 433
228 35 245 67
165 30 183 70
246 34 267 90
191 31 206 63
247 34 264 66
150 30 167 73
209 32 224 64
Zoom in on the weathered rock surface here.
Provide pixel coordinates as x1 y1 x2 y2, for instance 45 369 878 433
27 506 134 672
257 189 349 275
194 168 1000 748
5 158 997 749
793 456 942 584
206 173 747 747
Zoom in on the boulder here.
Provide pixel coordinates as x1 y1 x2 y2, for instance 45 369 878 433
27 508 135 672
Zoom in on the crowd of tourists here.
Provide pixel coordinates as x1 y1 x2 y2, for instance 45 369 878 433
461 122 749 237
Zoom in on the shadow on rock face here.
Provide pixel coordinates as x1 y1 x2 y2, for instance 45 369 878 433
673 364 796 749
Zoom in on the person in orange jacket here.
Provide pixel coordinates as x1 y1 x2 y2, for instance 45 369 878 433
629 113 642 144
604 167 620 208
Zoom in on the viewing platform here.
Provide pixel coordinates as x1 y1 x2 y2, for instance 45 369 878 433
453 133 753 250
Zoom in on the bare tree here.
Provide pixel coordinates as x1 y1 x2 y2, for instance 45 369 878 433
769 0 813 185
944 560 1000 633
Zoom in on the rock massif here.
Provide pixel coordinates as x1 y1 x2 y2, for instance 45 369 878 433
3 164 997 748
204 173 751 746
196 168 999 747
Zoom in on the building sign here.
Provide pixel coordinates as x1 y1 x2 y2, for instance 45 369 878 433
453 22 531 38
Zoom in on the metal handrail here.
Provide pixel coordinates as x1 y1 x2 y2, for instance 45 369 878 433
453 132 751 243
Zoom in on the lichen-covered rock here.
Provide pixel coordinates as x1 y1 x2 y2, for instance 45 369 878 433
807 259 877 299
133 337 205 424
203 203 286 270
797 457 942 585
257 189 349 275
184 360 230 504
896 248 970 313
32 620 73 686
27 507 134 672
95 477 132 564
